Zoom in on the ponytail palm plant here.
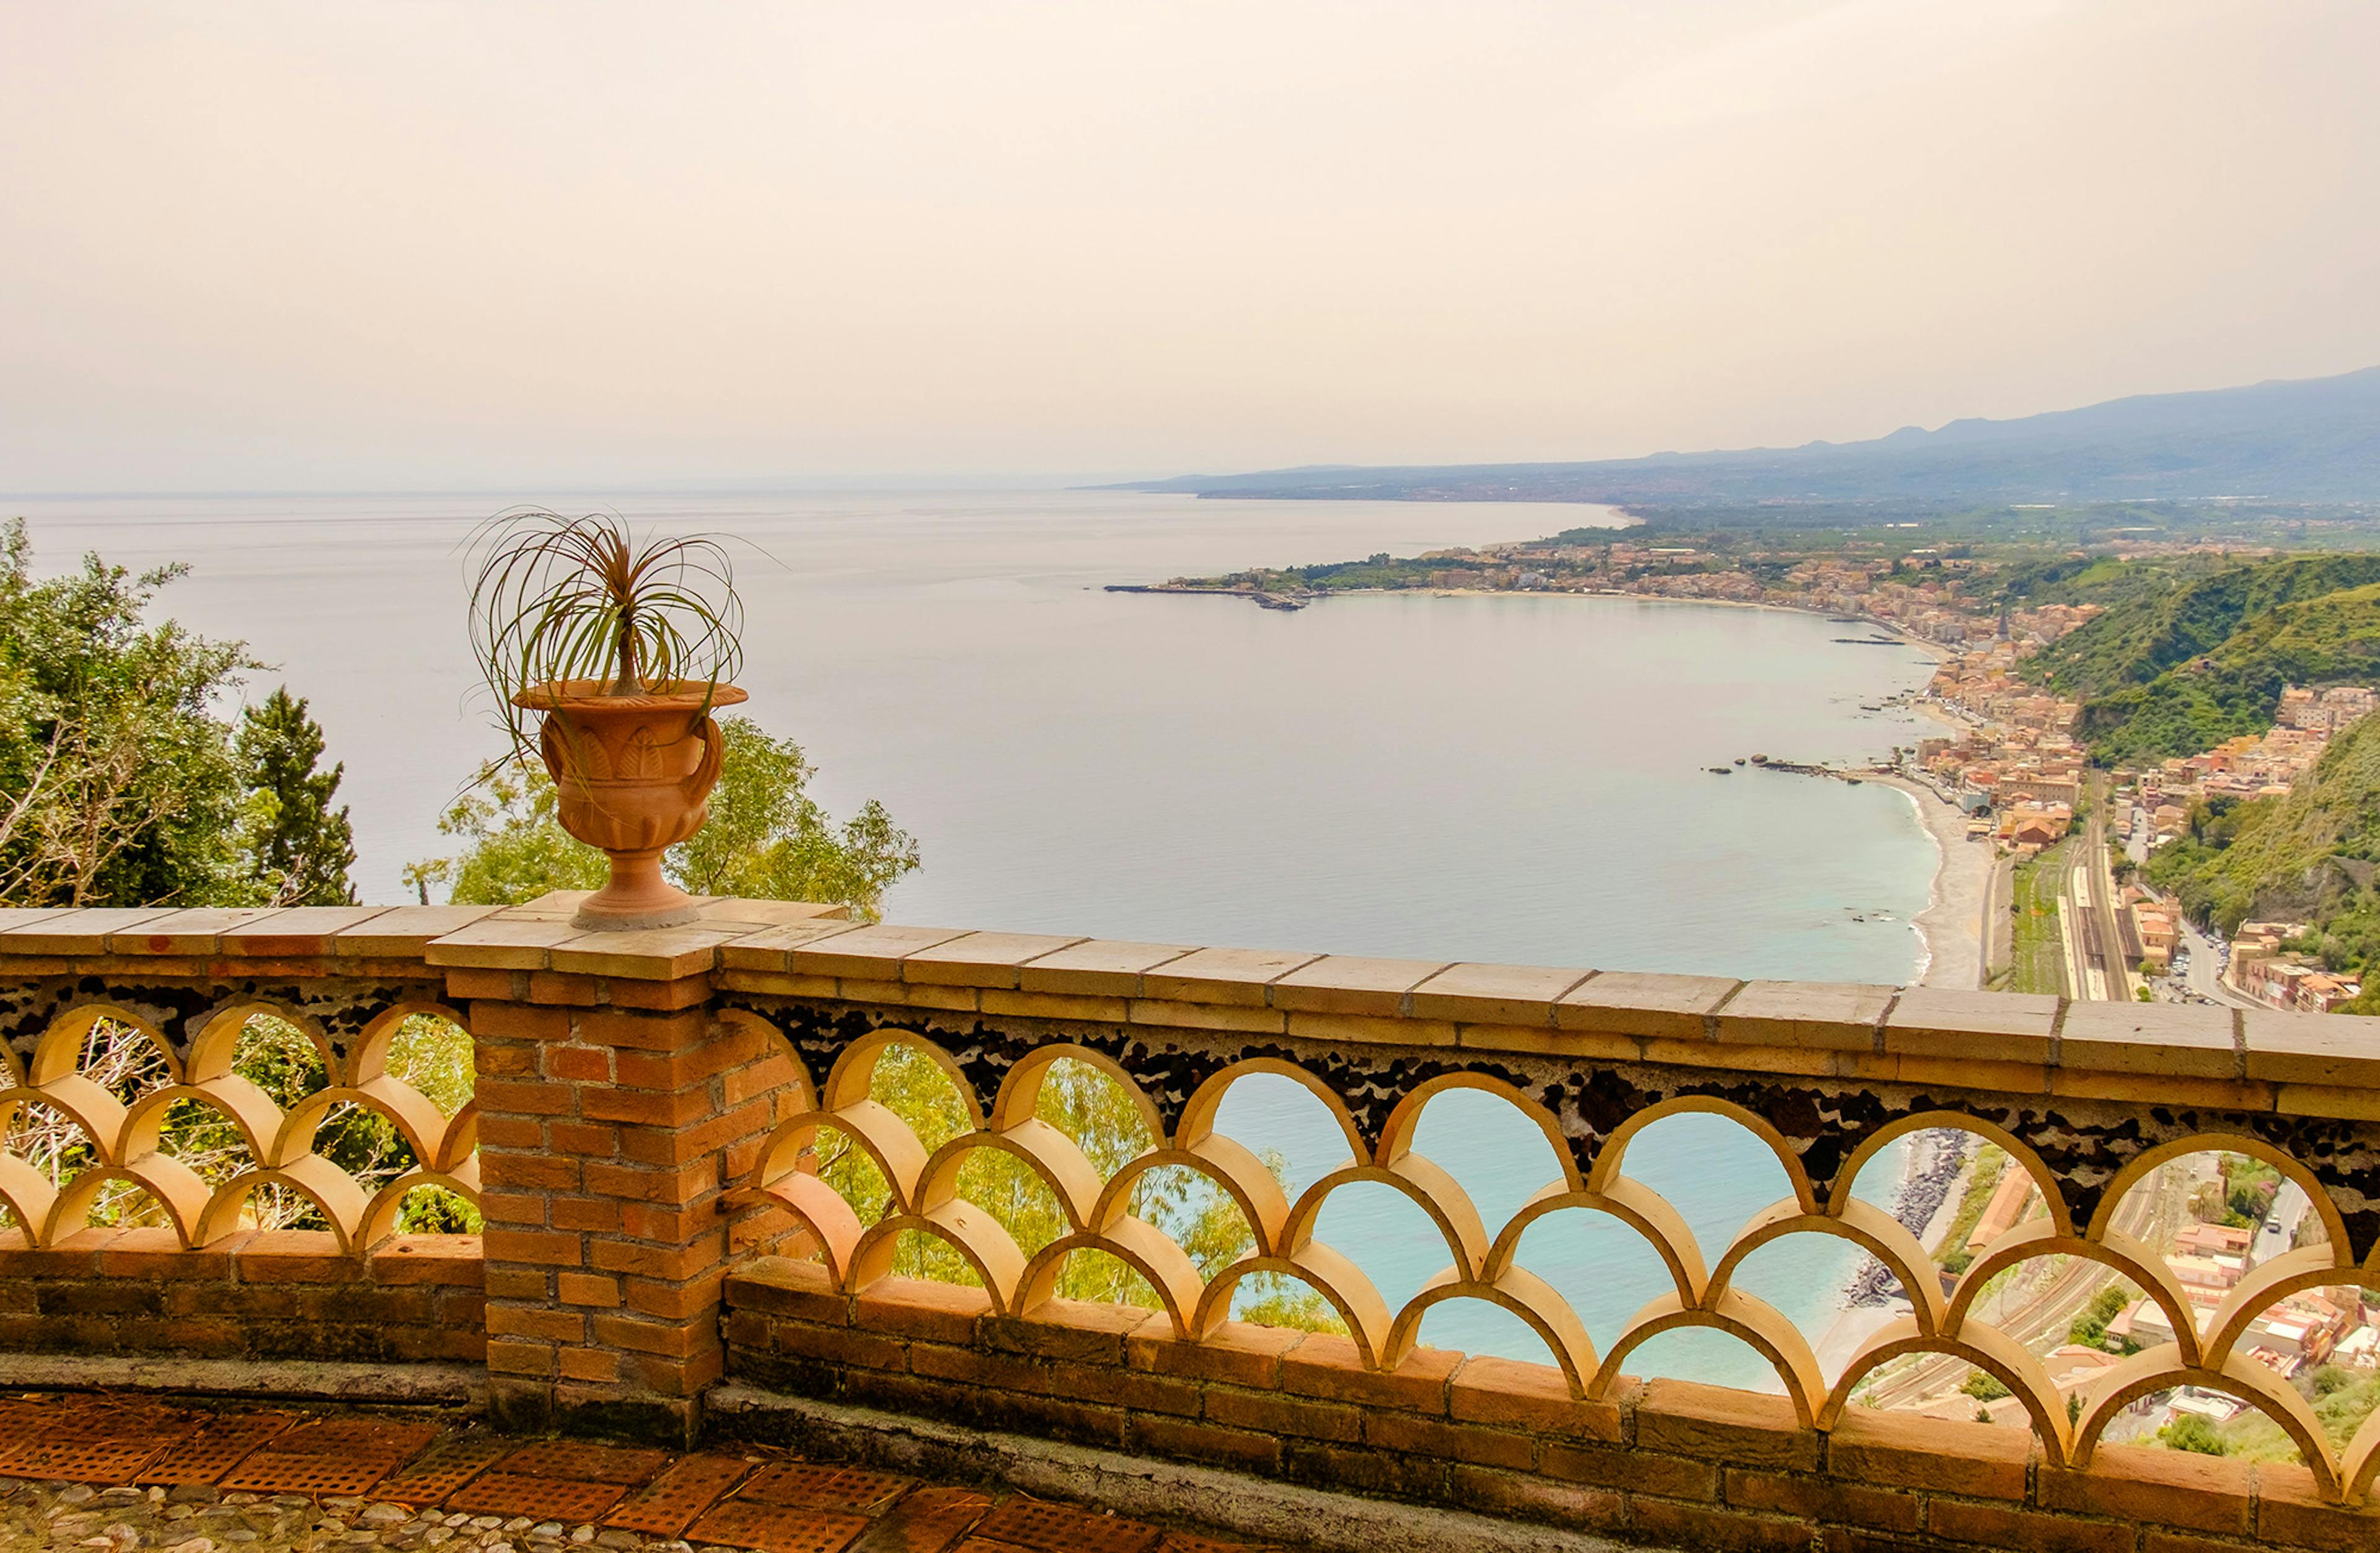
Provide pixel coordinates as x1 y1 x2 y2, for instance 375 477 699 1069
464 509 750 928
467 508 745 763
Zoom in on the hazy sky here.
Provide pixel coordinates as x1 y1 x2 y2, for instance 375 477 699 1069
3 2 2375 491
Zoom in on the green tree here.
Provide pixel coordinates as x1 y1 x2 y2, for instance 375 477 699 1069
0 521 253 906
236 688 358 905
408 716 920 918
2159 1412 2227 1455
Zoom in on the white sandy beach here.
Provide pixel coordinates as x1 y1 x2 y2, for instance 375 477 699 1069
1862 771 1996 990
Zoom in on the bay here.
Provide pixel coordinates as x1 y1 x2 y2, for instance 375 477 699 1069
17 488 1940 1389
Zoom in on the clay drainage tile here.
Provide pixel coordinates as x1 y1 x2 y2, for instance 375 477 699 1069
737 1460 914 1512
372 1438 513 1506
445 1471 627 1523
602 1453 756 1536
972 1497 1165 1553
683 1498 871 1553
136 1413 298 1485
498 1438 673 1484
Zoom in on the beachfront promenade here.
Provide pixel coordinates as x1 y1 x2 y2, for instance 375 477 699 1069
2 897 2379 1552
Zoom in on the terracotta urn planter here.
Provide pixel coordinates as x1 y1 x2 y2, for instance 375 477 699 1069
514 679 750 930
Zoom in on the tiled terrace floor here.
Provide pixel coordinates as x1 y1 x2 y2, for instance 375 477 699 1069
0 1395 1284 1553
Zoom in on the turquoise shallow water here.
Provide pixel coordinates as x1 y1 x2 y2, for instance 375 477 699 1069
22 489 1939 1388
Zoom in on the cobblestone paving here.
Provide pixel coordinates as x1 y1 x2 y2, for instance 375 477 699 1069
0 1396 1277 1553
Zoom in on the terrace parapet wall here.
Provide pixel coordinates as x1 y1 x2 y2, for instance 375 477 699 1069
1 896 2378 1550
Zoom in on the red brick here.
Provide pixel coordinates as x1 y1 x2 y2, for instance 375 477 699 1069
558 1347 623 1383
1636 1379 1820 1472
767 1319 906 1371
622 1272 726 1322
584 1159 711 1206
1540 1440 1718 1502
1629 1497 1815 1553
1724 1469 1919 1534
478 1191 546 1226
480 1152 583 1190
474 1042 538 1076
615 1098 772 1166
2038 1446 2250 1535
1280 1440 1443 1500
485 1338 558 1377
726 1258 848 1324
485 1266 550 1300
487 1304 587 1342
558 1271 620 1307
606 975 714 1010
982 1301 1153 1365
549 1121 619 1157
1047 1360 1202 1417
368 1236 483 1287
614 1029 767 1091
0 1227 119 1277
619 1202 713 1241
1204 1384 1362 1443
527 970 603 1005
854 1278 991 1344
577 1006 710 1049
1926 1499 2132 1553
593 1311 716 1358
235 1231 351 1282
628 1346 724 1396
2254 1463 2380 1552
1362 1409 1535 1470
546 1045 612 1081
724 1054 801 1107
1126 1414 1282 1474
588 1234 725 1281
551 1197 622 1234
1448 1355 1621 1441
483 1228 584 1267
1128 1319 1299 1388
477 1078 577 1117
1279 1333 1458 1414
470 1115 540 1150
909 1340 1051 1395
1447 1464 1625 1533
99 1228 240 1280
470 1001 570 1040
442 967 519 1000
1827 1407 2029 1501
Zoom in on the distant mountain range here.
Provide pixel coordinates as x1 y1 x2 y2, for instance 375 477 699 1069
1110 366 2380 507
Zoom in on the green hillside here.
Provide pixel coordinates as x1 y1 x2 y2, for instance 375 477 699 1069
2024 555 2380 764
2147 711 2380 1001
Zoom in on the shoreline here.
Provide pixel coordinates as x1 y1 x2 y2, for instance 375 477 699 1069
1859 770 1994 992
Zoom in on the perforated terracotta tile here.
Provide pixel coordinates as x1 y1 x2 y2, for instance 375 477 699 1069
603 1453 754 1535
739 1460 914 1511
850 1485 995 1553
498 1438 672 1484
136 1414 298 1485
374 1437 512 1506
1157 1534 1269 1552
446 1471 627 1521
0 1438 173 1483
265 1416 442 1456
973 1498 1164 1553
684 1498 870 1553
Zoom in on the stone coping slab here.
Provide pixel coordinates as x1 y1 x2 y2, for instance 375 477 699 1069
6 899 2379 1116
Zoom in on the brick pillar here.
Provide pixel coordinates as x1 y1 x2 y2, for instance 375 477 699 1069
457 956 769 1445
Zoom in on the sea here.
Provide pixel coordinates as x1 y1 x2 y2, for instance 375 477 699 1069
15 489 1943 1389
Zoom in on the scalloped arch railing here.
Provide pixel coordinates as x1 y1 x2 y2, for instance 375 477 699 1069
6 899 2380 1541
2 993 477 1254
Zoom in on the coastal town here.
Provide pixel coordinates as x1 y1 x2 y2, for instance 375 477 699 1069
1148 529 2380 1453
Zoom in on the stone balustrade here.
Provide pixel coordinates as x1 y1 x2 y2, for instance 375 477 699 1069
3 895 2379 1552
